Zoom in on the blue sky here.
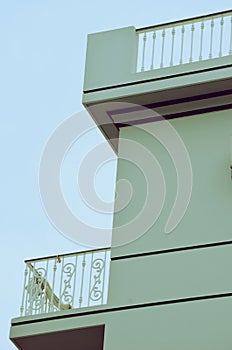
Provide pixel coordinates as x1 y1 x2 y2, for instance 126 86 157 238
1 1 231 349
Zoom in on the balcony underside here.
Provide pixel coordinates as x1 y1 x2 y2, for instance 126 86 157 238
11 324 104 350
83 56 232 153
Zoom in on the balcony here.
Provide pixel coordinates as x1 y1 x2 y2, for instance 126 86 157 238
19 248 111 316
137 10 232 72
82 9 232 152
10 248 110 350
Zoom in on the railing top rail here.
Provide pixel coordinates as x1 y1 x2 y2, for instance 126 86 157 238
136 9 232 33
24 247 111 263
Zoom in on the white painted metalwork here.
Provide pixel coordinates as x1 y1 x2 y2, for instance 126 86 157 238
219 16 224 57
230 15 232 55
141 32 147 72
179 25 185 64
170 27 176 66
199 21 204 61
137 9 232 72
20 266 28 316
209 18 214 59
160 29 166 68
20 248 111 316
150 31 156 70
189 23 195 63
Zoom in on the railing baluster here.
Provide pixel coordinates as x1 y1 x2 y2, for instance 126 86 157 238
209 17 215 59
72 255 78 309
179 25 185 64
219 16 224 57
150 31 156 70
189 23 195 62
199 21 204 61
58 257 64 311
101 251 107 304
160 29 166 68
141 32 147 72
28 263 35 315
170 27 176 66
39 260 48 314
88 252 94 307
25 265 32 315
49 258 57 312
79 254 86 308
43 260 49 313
20 265 28 316
229 15 232 55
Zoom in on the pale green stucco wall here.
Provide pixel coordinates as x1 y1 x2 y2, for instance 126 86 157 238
104 298 232 349
112 108 232 257
107 244 232 307
11 297 232 350
103 108 232 348
83 26 138 91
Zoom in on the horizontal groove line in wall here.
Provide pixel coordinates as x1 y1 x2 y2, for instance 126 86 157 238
12 292 232 327
111 240 232 261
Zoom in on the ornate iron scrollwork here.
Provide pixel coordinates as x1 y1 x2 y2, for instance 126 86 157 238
89 258 105 302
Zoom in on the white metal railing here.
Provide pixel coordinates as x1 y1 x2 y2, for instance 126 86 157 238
137 9 232 72
20 248 111 316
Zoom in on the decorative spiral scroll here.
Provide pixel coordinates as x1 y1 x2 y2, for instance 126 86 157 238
60 263 76 305
89 258 105 302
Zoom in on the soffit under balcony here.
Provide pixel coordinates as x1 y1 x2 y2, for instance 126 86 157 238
83 58 232 153
11 324 104 350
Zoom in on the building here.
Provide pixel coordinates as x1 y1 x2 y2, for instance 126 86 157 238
10 9 232 349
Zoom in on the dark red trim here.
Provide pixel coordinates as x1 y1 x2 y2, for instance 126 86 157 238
115 103 232 128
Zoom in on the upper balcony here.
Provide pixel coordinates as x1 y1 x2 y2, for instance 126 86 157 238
82 9 232 152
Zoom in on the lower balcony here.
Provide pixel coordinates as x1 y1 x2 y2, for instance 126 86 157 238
10 248 111 350
10 244 232 349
